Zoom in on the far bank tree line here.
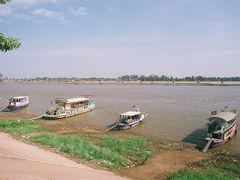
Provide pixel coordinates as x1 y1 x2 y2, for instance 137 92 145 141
118 75 240 82
1 74 240 82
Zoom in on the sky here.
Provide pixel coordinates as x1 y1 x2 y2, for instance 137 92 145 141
0 0 240 78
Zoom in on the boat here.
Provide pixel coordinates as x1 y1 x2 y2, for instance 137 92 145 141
108 107 148 131
6 96 29 111
204 109 237 150
42 96 95 120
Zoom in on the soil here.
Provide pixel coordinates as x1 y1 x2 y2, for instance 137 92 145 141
118 148 208 180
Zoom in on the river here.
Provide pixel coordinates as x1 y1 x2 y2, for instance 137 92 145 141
0 83 239 153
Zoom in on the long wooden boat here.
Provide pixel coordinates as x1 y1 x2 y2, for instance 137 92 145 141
42 96 95 120
6 96 29 111
204 110 237 150
108 107 148 131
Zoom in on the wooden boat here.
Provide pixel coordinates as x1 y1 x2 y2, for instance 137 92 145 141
108 107 148 131
203 110 237 152
6 96 29 111
42 96 95 120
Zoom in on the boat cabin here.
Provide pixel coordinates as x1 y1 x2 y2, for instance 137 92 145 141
120 111 141 123
207 111 237 140
55 97 91 110
9 96 29 105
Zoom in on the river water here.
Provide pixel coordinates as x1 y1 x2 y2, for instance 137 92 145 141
0 83 239 153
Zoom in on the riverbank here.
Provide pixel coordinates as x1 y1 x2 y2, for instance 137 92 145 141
0 116 239 179
1 80 240 86
0 132 125 180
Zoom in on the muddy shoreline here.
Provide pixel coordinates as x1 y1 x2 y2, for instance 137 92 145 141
0 112 212 179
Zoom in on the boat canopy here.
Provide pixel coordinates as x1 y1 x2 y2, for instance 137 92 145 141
207 111 236 122
120 111 141 117
56 97 89 104
10 96 28 100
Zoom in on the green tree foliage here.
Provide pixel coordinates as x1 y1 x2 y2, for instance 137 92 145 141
0 0 11 4
0 0 21 52
0 33 21 52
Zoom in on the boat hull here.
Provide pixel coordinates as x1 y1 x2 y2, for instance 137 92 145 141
117 115 145 130
6 104 29 112
205 122 237 147
42 104 95 120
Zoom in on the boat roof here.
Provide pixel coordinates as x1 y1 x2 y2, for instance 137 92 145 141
56 97 89 104
11 96 28 99
120 111 141 116
208 111 237 122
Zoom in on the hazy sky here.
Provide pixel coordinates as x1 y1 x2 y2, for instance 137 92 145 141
0 0 240 78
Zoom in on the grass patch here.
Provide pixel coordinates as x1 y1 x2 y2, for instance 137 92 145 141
0 119 40 134
29 134 153 169
168 152 240 180
99 135 152 161
158 140 167 150
169 168 235 180
224 163 240 174
29 134 131 169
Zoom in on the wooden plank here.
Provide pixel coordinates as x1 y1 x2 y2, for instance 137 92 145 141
0 106 7 112
30 115 44 120
202 140 213 153
106 124 118 132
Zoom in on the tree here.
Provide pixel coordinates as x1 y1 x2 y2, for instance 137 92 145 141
0 0 11 4
0 0 21 52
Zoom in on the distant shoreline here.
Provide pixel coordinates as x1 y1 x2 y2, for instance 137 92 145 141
1 80 240 86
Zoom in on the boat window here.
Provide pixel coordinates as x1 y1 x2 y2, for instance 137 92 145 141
212 133 222 139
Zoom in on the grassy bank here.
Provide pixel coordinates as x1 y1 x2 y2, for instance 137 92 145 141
0 118 239 179
0 119 153 169
169 152 240 180
29 134 152 169
0 119 41 134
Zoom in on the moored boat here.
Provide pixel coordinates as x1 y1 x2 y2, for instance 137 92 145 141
108 107 148 131
204 109 237 150
6 96 29 111
42 96 95 120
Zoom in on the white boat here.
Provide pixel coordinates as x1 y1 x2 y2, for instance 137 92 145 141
42 96 95 120
205 110 237 148
6 96 29 111
109 107 148 130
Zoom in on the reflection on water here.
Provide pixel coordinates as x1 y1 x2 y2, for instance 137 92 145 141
182 128 207 150
0 83 240 153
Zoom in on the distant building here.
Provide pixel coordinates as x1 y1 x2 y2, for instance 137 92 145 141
0 73 3 81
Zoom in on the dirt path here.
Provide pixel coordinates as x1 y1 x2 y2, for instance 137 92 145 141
118 148 209 180
0 133 126 180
